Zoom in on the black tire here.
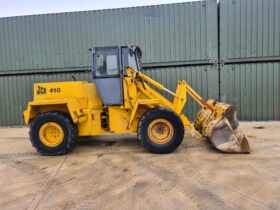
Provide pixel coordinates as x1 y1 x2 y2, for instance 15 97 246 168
137 108 184 154
29 111 77 155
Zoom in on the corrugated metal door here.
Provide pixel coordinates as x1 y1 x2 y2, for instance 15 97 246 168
219 0 280 121
220 63 280 120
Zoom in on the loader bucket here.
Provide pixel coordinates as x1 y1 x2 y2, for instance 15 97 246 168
210 117 251 153
194 101 251 153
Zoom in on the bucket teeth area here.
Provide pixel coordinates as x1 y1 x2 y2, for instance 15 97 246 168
194 100 251 154
211 118 251 153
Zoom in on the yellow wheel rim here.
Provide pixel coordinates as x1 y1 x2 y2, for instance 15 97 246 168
39 122 64 147
147 119 174 144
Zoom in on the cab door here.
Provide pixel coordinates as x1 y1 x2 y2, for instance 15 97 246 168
92 47 123 106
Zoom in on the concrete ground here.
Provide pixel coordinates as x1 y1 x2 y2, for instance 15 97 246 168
0 122 279 210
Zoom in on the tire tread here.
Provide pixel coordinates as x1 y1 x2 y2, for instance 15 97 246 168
137 108 184 154
29 111 77 155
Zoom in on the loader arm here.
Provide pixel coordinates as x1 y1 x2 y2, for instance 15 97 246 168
128 67 212 116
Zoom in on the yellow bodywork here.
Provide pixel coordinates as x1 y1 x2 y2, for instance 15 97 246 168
23 67 216 138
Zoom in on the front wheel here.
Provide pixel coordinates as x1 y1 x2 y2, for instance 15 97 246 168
137 108 185 154
29 111 77 155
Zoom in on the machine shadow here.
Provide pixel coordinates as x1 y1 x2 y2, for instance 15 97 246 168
75 134 143 150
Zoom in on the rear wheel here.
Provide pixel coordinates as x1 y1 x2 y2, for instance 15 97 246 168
29 111 77 155
138 108 184 154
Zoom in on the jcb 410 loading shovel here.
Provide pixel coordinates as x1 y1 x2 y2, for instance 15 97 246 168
24 45 251 155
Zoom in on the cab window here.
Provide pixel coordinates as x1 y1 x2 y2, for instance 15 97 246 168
95 49 119 77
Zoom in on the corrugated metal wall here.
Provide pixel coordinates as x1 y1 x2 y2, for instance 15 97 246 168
220 63 280 120
219 0 280 121
0 0 280 126
220 0 280 63
0 0 218 73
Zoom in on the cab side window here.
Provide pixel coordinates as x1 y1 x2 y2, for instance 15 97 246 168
128 53 137 70
121 47 139 76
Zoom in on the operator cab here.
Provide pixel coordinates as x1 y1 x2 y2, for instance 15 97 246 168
91 45 142 106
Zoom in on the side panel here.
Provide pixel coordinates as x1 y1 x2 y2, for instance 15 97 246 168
220 63 280 120
108 107 132 133
78 109 107 136
33 81 88 103
108 106 148 133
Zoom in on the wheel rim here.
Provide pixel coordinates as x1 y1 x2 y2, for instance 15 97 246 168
147 119 174 144
39 122 64 147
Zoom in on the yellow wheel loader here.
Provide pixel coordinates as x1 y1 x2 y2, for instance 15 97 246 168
23 45 251 155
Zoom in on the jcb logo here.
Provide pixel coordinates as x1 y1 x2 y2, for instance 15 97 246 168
36 86 46 95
